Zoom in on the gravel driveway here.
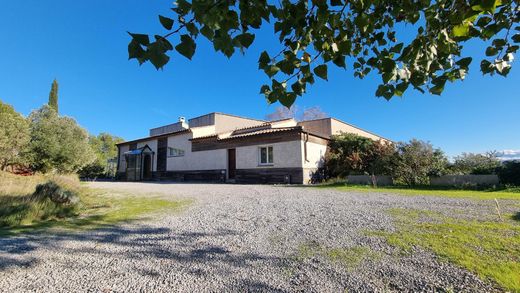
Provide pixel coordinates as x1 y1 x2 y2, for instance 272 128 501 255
0 182 508 292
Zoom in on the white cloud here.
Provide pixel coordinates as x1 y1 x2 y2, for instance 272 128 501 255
496 150 520 161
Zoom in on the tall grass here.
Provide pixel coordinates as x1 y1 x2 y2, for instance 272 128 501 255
0 171 81 227
1 171 190 236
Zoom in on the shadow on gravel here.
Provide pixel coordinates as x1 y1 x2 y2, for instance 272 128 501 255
0 224 285 284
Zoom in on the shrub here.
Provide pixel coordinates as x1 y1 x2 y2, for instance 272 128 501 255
32 181 79 205
497 161 520 186
391 139 448 186
325 133 395 178
450 152 501 175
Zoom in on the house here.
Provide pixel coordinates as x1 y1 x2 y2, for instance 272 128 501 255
116 112 388 184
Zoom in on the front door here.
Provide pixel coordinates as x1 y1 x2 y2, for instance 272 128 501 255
143 154 152 180
228 149 236 179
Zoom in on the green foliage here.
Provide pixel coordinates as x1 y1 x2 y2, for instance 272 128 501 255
48 79 59 113
450 152 501 174
128 0 519 106
392 139 448 186
497 161 520 186
28 106 94 173
378 208 520 292
0 100 30 170
32 181 79 205
79 133 124 178
325 133 395 177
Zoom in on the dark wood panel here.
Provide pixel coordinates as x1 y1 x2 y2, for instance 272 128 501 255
157 138 167 172
235 168 303 184
192 131 303 152
228 149 236 179
154 169 226 182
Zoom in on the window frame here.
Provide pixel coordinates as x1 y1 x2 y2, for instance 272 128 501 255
167 147 185 157
258 146 274 166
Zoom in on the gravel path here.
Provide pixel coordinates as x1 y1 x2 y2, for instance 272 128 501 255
0 182 511 292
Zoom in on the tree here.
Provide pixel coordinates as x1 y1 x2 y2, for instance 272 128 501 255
0 101 30 170
451 152 501 174
392 139 448 185
127 0 519 106
265 105 327 121
325 133 395 178
28 106 94 173
497 160 520 186
80 133 124 178
48 79 59 113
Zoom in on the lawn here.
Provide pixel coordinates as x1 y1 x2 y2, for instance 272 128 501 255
0 171 190 236
367 208 520 292
319 183 520 200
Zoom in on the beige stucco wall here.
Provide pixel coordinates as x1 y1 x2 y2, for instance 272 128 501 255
214 113 264 133
166 132 227 171
191 125 217 138
270 119 297 128
235 140 303 169
117 144 129 172
301 140 327 184
330 119 385 141
301 141 327 169
298 118 388 142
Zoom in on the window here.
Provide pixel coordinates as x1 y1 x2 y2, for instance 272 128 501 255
259 146 273 165
168 147 185 157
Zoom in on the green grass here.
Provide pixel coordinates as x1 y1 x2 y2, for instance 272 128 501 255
318 183 520 200
372 208 520 292
0 172 190 236
295 241 380 270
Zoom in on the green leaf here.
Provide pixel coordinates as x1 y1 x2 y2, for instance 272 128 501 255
332 55 346 68
455 57 472 68
485 46 498 56
128 39 145 61
313 64 328 81
200 25 214 40
128 32 150 46
390 43 404 54
429 84 444 95
264 65 280 78
186 23 199 36
148 42 170 69
235 33 255 49
175 34 196 60
158 15 174 30
259 85 271 95
453 24 470 37
279 92 297 108
513 34 520 43
258 51 270 69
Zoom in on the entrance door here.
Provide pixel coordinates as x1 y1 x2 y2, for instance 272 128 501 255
228 149 236 179
143 154 152 180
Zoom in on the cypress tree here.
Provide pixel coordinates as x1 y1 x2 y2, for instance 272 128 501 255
48 79 59 113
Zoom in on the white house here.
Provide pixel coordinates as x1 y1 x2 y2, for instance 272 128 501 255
116 112 388 184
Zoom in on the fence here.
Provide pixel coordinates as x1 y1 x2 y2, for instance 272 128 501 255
346 175 393 186
429 175 499 187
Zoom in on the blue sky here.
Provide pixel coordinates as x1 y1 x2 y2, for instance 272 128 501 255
1 0 518 158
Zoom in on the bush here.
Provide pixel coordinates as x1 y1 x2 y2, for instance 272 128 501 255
392 139 448 186
325 133 395 178
450 152 500 175
32 181 79 205
497 161 520 186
